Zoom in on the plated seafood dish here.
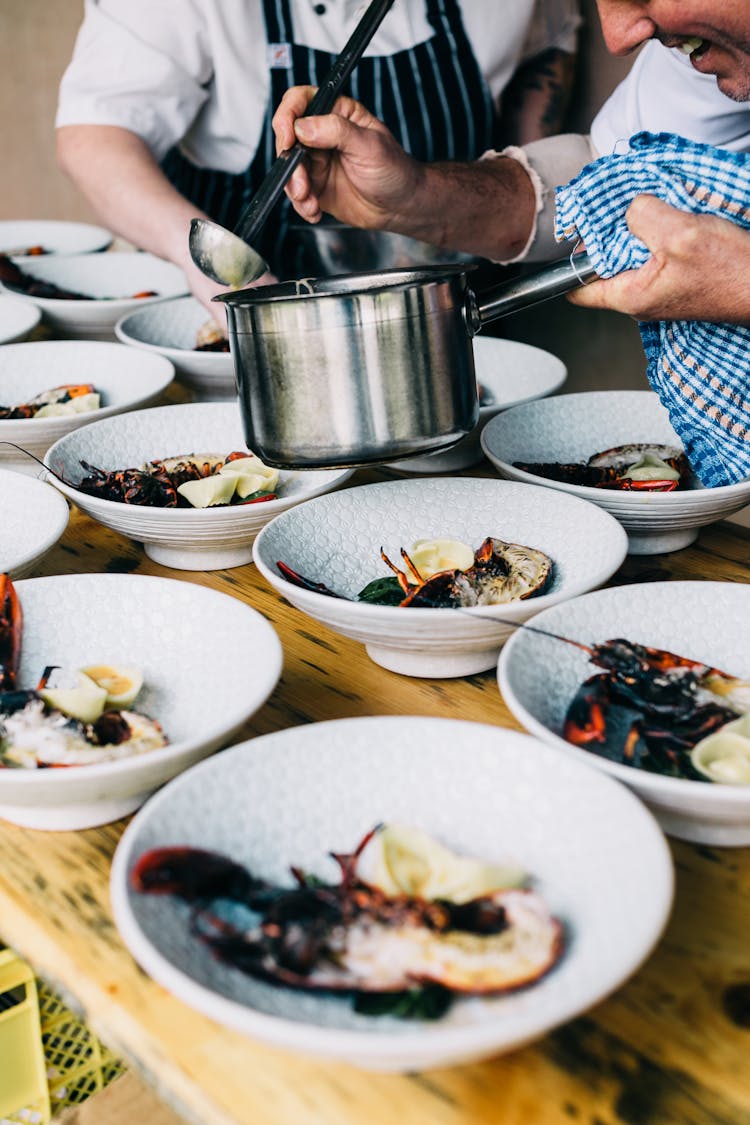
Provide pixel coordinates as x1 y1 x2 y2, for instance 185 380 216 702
0 254 157 301
131 822 563 1019
278 536 553 608
513 443 692 492
195 320 230 352
0 382 100 420
73 452 279 508
562 634 750 784
0 574 166 768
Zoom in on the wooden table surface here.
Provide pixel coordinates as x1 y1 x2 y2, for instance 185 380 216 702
2 473 750 1125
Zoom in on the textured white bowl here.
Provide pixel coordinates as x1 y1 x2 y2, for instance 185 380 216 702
0 340 174 475
0 220 112 256
253 477 628 677
0 470 69 577
116 295 235 400
111 716 672 1071
44 401 353 570
0 573 282 830
0 252 188 340
498 581 750 845
481 390 750 555
387 337 567 474
0 295 41 345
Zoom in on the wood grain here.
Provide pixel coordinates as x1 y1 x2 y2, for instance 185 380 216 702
2 497 750 1125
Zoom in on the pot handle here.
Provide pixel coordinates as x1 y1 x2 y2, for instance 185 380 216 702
466 250 597 335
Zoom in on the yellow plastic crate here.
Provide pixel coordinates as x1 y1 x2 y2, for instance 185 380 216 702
0 948 124 1124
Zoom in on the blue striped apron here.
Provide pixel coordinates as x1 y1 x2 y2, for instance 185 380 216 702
162 0 496 277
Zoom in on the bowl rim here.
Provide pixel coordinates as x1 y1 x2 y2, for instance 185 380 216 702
498 579 750 805
0 340 175 432
481 389 750 500
115 295 233 361
0 471 70 574
0 219 113 255
110 715 673 1062
42 401 354 519
0 252 189 311
0 294 42 343
252 476 629 621
0 572 283 789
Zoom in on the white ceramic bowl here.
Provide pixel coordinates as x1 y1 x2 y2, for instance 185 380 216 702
387 337 567 474
0 572 282 830
0 295 41 345
0 252 188 340
0 340 174 475
111 715 672 1071
0 470 69 577
498 580 750 846
44 401 354 570
0 220 112 256
116 295 235 401
481 390 750 555
252 477 628 678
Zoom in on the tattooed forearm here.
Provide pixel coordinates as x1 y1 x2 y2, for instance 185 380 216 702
496 48 577 147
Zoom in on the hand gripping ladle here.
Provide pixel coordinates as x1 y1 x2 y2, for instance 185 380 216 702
189 0 396 288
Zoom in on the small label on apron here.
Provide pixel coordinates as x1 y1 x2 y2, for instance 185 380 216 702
267 43 293 69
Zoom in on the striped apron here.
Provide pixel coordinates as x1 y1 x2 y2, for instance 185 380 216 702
162 0 497 277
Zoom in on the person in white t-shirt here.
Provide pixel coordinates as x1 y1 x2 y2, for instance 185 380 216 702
273 0 750 325
55 0 580 308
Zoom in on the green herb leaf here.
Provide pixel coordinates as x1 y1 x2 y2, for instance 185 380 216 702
354 985 453 1020
356 576 405 605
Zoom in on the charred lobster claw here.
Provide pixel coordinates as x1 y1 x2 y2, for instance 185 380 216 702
275 561 350 599
563 637 743 777
131 846 274 906
0 573 22 693
132 827 563 997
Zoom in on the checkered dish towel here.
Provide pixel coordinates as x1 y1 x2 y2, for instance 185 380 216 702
554 131 750 487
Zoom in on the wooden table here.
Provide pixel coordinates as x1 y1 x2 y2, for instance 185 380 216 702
2 484 750 1125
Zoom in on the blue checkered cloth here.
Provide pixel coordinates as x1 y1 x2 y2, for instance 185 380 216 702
554 131 750 487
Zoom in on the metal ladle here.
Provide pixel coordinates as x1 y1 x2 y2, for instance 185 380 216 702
189 0 396 288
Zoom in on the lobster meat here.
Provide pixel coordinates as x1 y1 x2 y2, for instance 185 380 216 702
513 443 691 492
131 827 563 998
277 537 552 608
562 636 750 779
76 451 251 507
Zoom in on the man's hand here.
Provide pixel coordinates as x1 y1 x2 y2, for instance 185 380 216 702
272 86 422 231
568 195 750 324
272 85 538 261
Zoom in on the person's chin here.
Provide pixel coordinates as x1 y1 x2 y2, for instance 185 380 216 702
690 45 750 101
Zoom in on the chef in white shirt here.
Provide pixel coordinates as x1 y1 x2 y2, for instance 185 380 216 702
55 0 580 308
272 0 750 324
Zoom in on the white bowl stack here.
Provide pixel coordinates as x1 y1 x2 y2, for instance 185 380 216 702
482 390 750 554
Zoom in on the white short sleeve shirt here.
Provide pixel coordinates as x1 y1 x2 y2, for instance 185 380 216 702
56 0 581 172
591 40 750 157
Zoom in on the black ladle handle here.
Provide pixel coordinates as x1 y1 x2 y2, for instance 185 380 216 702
234 0 396 246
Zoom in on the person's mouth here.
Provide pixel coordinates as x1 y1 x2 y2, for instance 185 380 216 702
676 36 711 61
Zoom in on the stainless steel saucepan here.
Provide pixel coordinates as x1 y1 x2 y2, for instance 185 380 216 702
215 251 596 469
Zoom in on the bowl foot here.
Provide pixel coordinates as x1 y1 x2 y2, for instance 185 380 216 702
626 527 699 555
0 794 145 831
365 643 500 678
649 806 750 846
144 542 254 570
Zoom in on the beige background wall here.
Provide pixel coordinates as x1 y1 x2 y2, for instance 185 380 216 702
0 0 647 391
